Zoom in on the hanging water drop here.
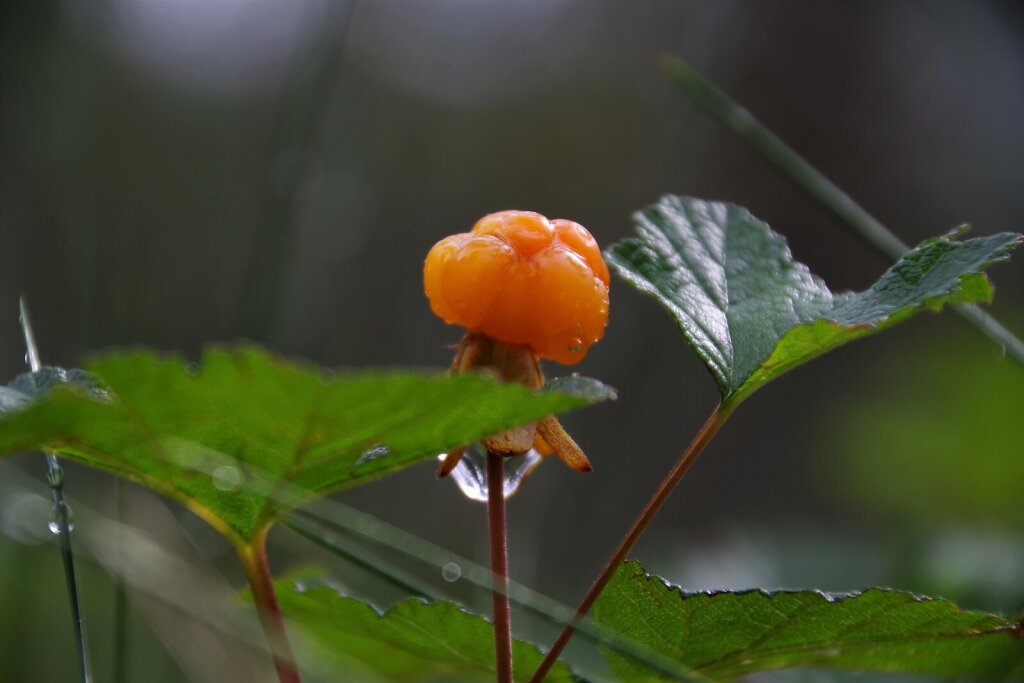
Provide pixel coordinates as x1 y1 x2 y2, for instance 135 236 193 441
438 443 544 502
441 562 461 582
48 503 74 535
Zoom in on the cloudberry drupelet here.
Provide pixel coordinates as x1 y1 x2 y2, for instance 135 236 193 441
424 210 610 365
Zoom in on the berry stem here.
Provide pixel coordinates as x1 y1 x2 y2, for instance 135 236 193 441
487 450 514 683
237 527 302 683
529 403 732 682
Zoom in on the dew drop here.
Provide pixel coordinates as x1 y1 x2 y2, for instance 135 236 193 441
437 444 544 502
441 562 461 582
355 445 390 468
211 465 243 491
48 503 74 535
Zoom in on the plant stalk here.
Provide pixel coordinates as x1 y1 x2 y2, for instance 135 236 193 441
660 55 1024 366
530 405 731 682
237 528 301 683
19 297 93 683
487 451 514 683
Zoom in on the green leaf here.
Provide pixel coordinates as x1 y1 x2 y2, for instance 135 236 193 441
594 561 1024 680
0 345 612 546
606 195 1022 404
275 578 575 682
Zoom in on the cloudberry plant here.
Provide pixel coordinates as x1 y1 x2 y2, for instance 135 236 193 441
424 210 611 683
424 210 609 476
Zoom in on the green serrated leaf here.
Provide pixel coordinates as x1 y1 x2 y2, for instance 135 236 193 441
0 344 612 546
274 579 575 682
606 195 1022 404
594 561 1024 680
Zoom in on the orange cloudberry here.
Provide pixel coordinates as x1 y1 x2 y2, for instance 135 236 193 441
425 210 609 476
424 210 609 365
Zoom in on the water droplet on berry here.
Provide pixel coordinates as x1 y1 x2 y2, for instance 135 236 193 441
437 443 543 502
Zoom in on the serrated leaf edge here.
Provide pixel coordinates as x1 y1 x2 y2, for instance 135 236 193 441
618 560 1022 631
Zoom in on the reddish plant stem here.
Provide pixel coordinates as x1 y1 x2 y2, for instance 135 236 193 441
529 404 732 683
238 527 302 683
487 451 514 683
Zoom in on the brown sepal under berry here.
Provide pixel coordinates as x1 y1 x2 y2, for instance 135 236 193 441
437 332 593 477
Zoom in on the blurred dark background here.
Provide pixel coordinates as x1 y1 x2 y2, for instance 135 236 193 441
1 1 1022 681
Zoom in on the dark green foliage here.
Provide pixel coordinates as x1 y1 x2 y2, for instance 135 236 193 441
274 578 575 682
607 196 1021 405
0 345 612 543
594 561 1024 680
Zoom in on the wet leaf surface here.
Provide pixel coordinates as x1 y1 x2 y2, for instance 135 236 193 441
607 195 1021 405
594 561 1024 680
0 345 612 544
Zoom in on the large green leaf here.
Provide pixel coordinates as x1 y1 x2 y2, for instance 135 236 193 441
0 345 611 546
594 561 1024 680
274 579 575 682
606 195 1022 405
